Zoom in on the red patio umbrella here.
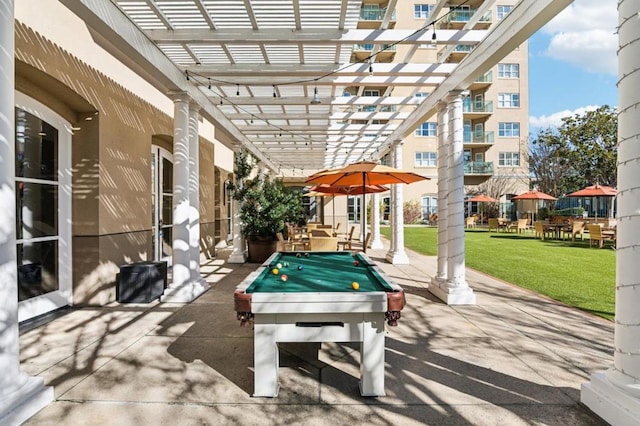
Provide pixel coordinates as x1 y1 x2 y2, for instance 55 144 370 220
511 189 557 223
467 194 498 224
567 184 617 220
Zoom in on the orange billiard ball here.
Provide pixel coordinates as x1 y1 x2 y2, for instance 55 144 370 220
351 282 360 290
281 274 288 282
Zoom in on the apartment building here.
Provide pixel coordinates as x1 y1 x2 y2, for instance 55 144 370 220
328 0 530 227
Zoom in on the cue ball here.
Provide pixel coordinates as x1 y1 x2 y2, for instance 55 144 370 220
351 282 360 290
272 268 279 275
353 260 359 266
297 265 303 270
276 262 282 269
281 274 288 282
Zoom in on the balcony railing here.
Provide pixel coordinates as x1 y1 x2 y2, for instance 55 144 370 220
463 131 495 144
464 161 494 175
442 9 491 24
463 100 494 113
474 71 493 84
353 44 397 52
360 7 396 21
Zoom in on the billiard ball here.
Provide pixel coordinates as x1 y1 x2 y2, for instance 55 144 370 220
276 262 282 269
296 253 302 258
351 282 360 290
304 252 309 257
272 268 279 275
297 265 303 270
353 260 359 266
281 274 288 282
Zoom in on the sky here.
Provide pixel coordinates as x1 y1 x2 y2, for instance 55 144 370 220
527 0 618 130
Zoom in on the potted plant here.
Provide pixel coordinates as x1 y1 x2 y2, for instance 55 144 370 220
231 150 304 262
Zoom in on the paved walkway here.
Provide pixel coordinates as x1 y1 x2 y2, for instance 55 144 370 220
19 242 612 425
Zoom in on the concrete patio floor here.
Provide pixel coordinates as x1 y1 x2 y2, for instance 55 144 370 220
19 241 612 425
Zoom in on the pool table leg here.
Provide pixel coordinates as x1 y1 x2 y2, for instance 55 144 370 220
359 313 386 396
253 315 280 397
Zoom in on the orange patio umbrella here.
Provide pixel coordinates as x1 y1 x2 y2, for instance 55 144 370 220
567 184 617 220
308 184 390 229
467 194 498 224
305 161 428 241
512 189 557 223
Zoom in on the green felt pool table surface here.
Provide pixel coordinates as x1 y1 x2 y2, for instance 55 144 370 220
245 251 393 293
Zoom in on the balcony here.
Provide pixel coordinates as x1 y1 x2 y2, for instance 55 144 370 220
360 7 396 21
352 43 397 62
464 161 494 176
463 131 494 146
439 44 474 63
469 71 493 91
440 9 491 29
463 100 493 119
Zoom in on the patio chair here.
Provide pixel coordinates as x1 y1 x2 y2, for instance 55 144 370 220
465 216 477 229
514 218 529 234
534 221 553 240
277 232 308 251
564 220 585 241
332 222 341 236
350 232 372 253
337 225 356 250
487 218 499 232
587 224 615 248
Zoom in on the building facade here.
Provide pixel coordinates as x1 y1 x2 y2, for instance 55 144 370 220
318 0 530 229
12 0 233 322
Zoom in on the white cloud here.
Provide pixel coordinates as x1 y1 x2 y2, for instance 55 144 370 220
529 105 600 129
540 0 618 75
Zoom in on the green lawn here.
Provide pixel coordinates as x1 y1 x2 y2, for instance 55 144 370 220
380 226 616 321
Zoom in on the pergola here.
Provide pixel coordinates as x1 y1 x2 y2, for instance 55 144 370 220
62 0 569 176
4 1 640 425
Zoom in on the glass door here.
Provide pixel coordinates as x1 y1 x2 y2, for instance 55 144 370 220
15 93 72 322
151 146 173 264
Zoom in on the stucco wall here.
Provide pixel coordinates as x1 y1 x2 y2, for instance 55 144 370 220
15 22 218 305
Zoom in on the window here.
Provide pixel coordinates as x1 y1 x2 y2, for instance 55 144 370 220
497 5 513 20
422 195 438 220
498 93 520 108
414 4 434 19
347 196 361 222
415 151 437 167
499 152 520 166
498 122 520 137
415 122 437 137
363 89 380 97
414 92 429 98
498 63 519 78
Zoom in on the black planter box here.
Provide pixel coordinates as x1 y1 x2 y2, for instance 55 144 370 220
117 261 167 303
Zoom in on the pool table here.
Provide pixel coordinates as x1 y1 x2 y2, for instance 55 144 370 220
234 250 406 397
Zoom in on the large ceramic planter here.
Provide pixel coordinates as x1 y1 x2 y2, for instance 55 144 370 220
247 237 277 263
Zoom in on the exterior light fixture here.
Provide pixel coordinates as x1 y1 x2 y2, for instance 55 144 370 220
311 86 321 105
431 25 437 47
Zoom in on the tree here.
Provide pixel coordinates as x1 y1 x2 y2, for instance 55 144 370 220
528 105 617 196
561 105 617 189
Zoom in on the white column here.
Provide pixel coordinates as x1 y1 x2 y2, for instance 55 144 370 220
228 148 247 263
431 101 449 288
188 104 205 285
370 192 383 249
581 1 640 423
162 94 208 302
385 142 409 264
386 144 396 256
431 92 475 305
0 2 53 423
